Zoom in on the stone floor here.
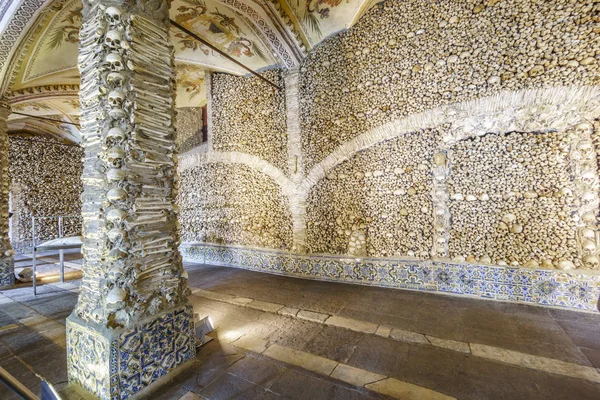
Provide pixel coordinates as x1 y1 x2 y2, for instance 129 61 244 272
0 261 599 399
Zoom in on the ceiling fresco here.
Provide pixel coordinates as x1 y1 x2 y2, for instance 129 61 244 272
170 0 276 74
286 0 366 45
0 0 378 141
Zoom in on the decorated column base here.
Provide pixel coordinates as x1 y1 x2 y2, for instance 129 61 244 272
66 305 195 400
0 257 14 289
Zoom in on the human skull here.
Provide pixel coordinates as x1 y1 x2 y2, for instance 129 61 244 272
105 30 122 49
582 211 597 224
106 126 125 142
108 89 125 107
583 255 600 270
581 169 597 186
106 168 126 181
582 191 596 205
106 188 127 202
107 228 126 244
580 228 596 240
577 140 594 158
105 53 124 71
105 6 122 26
105 146 124 167
576 122 594 137
106 72 124 86
106 208 127 225
107 265 124 280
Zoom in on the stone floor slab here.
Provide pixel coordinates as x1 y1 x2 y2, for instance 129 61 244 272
278 306 300 317
325 315 378 334
366 377 456 400
263 344 338 376
389 329 429 345
247 300 284 313
426 336 470 354
297 310 330 324
330 363 386 387
470 343 600 383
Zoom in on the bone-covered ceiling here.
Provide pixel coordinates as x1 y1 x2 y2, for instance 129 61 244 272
0 0 378 142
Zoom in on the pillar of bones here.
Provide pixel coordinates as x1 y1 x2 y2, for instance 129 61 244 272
0 99 14 289
66 1 195 398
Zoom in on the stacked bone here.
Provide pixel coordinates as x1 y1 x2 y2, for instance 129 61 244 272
211 71 288 172
0 101 12 282
75 4 187 327
178 163 293 250
447 131 583 269
570 122 600 270
8 137 83 249
306 130 440 258
298 0 599 171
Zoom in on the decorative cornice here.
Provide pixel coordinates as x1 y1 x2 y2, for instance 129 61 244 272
5 83 79 101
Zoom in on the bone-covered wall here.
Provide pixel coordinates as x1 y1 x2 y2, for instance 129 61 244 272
175 107 204 154
8 137 83 251
211 70 288 172
306 129 441 258
178 163 293 250
178 0 600 274
299 0 599 171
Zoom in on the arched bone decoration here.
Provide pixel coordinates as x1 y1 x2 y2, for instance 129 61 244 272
67 2 195 398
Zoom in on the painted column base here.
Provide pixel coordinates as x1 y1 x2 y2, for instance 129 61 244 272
66 305 195 400
0 257 14 289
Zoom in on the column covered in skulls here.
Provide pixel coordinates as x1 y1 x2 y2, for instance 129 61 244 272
66 1 195 398
0 99 14 289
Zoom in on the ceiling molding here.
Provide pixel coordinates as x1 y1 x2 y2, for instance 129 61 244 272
6 83 79 102
0 0 62 94
264 0 309 54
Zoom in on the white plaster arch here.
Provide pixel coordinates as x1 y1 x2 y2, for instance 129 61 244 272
301 86 600 194
178 146 295 195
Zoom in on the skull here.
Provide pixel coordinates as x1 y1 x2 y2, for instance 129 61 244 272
107 264 124 280
583 255 600 270
581 169 597 185
107 228 126 244
577 140 594 158
582 240 597 254
106 188 127 202
105 53 124 71
106 126 125 142
106 208 127 225
576 122 594 137
582 211 597 224
106 72 124 86
105 6 122 26
108 89 125 107
580 228 596 240
582 191 596 206
105 146 125 167
105 30 122 49
106 168 126 181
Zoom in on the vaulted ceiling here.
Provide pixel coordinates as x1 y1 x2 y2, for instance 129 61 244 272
0 0 379 142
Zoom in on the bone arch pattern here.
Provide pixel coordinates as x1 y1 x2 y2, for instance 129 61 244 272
178 85 600 271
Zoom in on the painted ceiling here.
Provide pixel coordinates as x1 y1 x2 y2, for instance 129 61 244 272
0 0 379 142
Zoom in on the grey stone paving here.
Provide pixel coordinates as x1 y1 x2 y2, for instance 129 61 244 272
0 262 599 399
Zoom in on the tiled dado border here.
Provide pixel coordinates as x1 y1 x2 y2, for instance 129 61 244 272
181 243 600 312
